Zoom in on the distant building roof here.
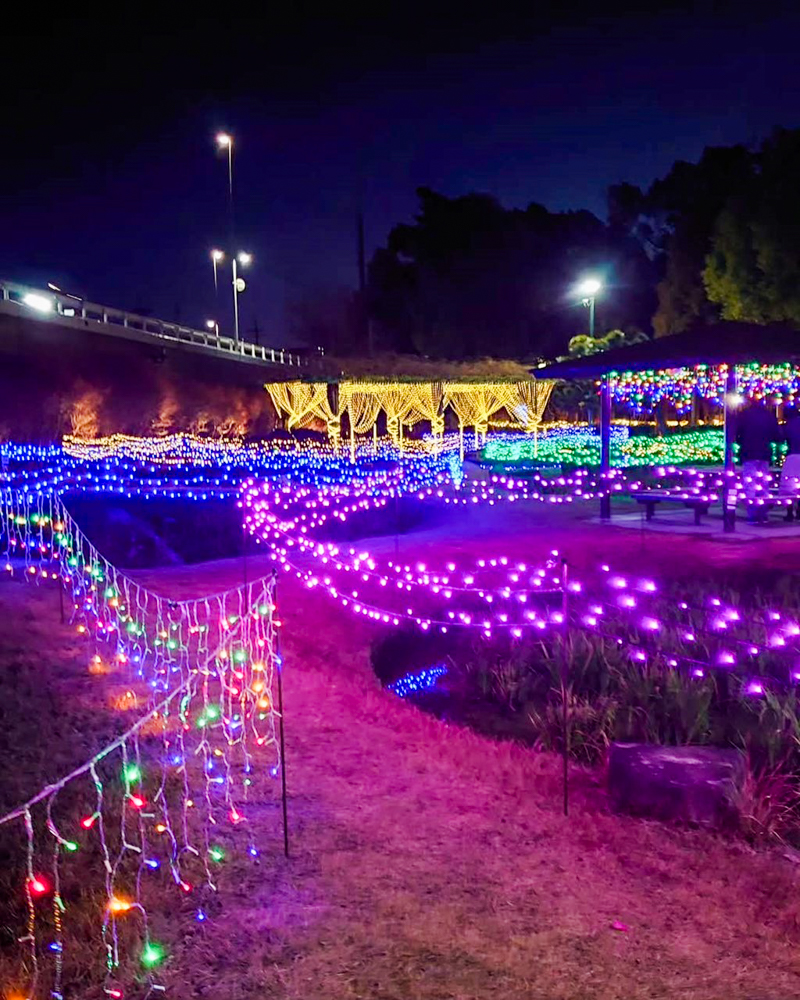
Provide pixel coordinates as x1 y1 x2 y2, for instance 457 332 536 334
534 322 800 380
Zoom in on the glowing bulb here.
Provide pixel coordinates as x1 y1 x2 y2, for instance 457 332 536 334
576 277 602 297
22 292 54 312
108 896 132 914
29 875 49 896
122 763 141 783
140 941 165 968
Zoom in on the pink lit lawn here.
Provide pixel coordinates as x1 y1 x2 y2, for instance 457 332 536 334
3 501 800 998
135 503 800 1000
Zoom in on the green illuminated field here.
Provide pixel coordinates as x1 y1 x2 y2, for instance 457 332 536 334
481 427 783 467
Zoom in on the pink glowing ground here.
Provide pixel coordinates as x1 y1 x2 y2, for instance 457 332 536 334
133 500 800 999
3 499 800 998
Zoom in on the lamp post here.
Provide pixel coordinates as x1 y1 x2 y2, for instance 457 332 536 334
216 133 233 201
576 277 602 338
231 251 252 344
575 277 607 518
206 318 219 338
216 132 235 247
210 249 224 295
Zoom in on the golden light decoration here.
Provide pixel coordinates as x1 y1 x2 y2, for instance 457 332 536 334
266 381 345 445
264 378 554 459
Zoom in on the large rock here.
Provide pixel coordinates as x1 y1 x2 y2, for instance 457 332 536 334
608 743 746 829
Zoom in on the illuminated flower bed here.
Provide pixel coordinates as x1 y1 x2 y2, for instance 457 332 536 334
482 426 788 468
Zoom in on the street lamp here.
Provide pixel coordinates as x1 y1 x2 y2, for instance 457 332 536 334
576 277 602 337
210 249 224 294
215 133 233 199
231 251 252 344
22 292 54 313
206 318 219 337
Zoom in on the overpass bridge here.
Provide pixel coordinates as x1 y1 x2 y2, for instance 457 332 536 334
0 278 306 369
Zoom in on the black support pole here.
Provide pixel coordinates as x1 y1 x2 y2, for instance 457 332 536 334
600 374 612 521
723 368 736 533
274 574 290 859
561 559 570 817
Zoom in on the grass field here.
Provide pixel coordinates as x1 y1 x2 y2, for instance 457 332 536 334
4 501 800 998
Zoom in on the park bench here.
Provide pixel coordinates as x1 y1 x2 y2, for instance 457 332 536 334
631 488 719 525
631 484 800 529
736 487 799 521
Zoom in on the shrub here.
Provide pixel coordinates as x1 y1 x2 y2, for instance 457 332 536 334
735 755 800 843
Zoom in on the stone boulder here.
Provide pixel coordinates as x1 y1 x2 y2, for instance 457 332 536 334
608 743 746 829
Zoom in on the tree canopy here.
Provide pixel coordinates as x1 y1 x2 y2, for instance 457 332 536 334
608 144 753 337
288 128 800 361
704 129 800 324
567 328 648 357
366 188 656 360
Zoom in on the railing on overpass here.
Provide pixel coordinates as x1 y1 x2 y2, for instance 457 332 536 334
0 278 306 368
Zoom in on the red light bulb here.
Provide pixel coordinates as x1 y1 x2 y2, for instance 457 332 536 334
29 875 49 896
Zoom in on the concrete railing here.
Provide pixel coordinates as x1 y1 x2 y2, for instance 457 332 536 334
0 278 305 368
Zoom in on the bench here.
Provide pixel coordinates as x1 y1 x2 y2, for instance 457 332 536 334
632 485 800 530
735 488 798 522
632 489 719 525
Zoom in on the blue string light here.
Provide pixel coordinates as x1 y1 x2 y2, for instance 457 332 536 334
388 663 448 698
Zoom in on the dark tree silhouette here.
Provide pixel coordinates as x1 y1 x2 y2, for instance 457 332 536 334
614 145 753 336
367 187 656 360
705 129 800 324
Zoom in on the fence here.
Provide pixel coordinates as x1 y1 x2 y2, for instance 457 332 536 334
0 278 305 368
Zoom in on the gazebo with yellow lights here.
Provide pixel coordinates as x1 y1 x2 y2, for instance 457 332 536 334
265 378 555 460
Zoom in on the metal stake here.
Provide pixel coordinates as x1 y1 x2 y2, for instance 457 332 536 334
561 558 570 816
274 575 290 859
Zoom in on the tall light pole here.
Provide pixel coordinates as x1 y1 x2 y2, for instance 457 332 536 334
216 132 235 245
231 251 252 343
576 277 602 338
206 318 219 337
211 249 224 296
216 133 233 201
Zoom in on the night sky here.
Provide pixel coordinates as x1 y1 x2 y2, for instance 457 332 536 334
3 5 800 346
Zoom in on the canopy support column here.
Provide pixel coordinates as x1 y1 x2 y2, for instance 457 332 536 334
600 375 611 520
723 369 736 472
723 368 737 533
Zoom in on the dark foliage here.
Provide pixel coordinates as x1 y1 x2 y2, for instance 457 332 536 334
366 188 657 360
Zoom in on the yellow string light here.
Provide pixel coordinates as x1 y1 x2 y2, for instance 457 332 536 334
263 378 554 454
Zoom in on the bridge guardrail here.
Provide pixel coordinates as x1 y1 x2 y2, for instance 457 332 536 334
0 278 304 368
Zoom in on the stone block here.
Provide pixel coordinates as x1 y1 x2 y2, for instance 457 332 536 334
608 742 746 829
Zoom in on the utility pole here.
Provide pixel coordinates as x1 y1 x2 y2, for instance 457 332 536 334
357 211 374 355
357 212 366 295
